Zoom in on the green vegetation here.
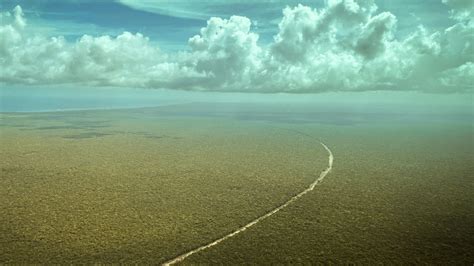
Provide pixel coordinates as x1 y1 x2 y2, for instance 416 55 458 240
0 105 472 264
189 122 474 264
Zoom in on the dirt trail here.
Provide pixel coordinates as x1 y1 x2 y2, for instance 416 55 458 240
163 136 334 265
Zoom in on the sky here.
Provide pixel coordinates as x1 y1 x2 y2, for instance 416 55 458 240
0 0 473 93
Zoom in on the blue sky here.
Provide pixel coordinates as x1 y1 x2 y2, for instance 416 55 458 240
1 0 204 50
0 0 472 93
0 0 456 51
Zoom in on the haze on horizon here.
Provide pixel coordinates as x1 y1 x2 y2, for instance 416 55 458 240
1 1 474 264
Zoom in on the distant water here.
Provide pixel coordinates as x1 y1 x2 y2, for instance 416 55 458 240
1 85 472 121
0 85 189 112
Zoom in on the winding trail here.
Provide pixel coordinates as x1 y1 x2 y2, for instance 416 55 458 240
163 134 334 266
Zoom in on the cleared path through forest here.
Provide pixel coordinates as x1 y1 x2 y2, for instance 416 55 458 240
163 133 334 265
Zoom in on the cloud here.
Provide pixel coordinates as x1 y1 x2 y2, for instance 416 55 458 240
118 0 317 21
271 0 377 63
1 28 167 86
119 0 242 20
442 0 474 21
185 16 262 89
0 1 472 93
354 12 397 59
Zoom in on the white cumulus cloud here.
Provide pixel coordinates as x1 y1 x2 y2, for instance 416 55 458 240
0 1 472 93
442 0 474 21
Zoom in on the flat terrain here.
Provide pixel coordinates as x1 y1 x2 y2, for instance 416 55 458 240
1 103 473 264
